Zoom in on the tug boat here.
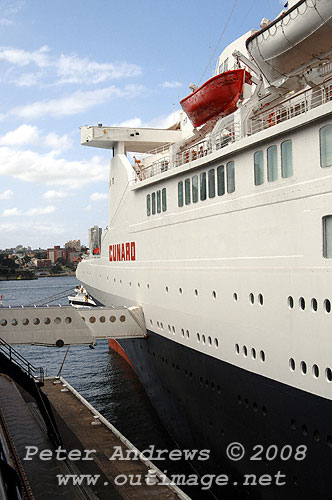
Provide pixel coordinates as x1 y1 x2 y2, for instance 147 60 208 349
180 69 252 128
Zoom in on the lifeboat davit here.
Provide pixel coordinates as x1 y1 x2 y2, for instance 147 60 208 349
180 69 252 128
246 0 332 89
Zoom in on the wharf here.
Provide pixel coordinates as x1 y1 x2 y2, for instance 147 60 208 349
0 373 189 500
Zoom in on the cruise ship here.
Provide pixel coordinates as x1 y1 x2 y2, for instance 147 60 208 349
77 1 332 498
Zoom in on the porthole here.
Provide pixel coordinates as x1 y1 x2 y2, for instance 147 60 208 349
150 319 153 326
299 297 305 310
235 343 240 354
181 328 184 337
258 293 263 306
160 322 163 330
11 319 18 326
65 317 72 324
289 358 296 371
157 321 160 329
110 316 116 323
99 316 106 323
212 291 217 299
208 336 212 345
233 292 238 301
197 333 200 342
312 364 319 378
311 298 318 312
313 430 320 442
186 330 190 338
301 424 308 436
326 367 332 382
138 283 140 288
214 338 219 348
147 283 150 289
300 361 307 375
179 288 183 294
44 317 51 325
288 296 294 309
251 348 256 360
194 289 198 296
33 318 40 325
202 334 206 344
253 402 258 412
262 406 267 417
89 316 96 324
172 326 175 334
22 318 29 326
243 345 248 357
260 350 266 362
249 293 254 304
165 286 169 292
0 319 7 326
324 299 331 313
291 419 297 431
168 324 171 332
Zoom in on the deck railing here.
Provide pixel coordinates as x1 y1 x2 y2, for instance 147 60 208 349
133 76 332 181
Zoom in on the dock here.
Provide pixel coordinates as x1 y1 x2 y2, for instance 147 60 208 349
0 370 189 500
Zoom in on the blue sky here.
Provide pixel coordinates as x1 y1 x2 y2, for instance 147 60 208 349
0 0 284 249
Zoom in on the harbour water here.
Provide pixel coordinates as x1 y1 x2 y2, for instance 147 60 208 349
0 276 209 500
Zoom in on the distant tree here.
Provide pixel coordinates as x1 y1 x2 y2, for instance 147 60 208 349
51 264 62 274
56 257 66 266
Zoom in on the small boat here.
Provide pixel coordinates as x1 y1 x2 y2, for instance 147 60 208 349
68 286 97 308
180 68 252 128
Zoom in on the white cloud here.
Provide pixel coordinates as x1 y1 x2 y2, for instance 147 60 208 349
161 81 182 88
90 192 108 202
42 190 69 201
116 117 143 128
0 45 142 86
0 189 13 200
2 205 56 217
0 124 72 151
0 1 25 26
7 84 143 119
0 146 109 188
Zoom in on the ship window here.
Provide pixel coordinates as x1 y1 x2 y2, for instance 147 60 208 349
162 188 167 212
323 216 332 258
147 194 151 216
178 181 183 207
226 161 235 193
217 165 225 196
185 178 191 205
152 192 156 214
254 150 264 185
224 58 229 72
267 145 278 182
200 172 207 201
192 175 198 203
320 125 332 168
157 190 161 213
208 169 215 198
219 62 224 74
281 140 293 178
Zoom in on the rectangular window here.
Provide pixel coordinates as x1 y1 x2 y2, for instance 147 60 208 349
208 169 215 198
147 194 151 216
219 62 224 74
200 172 207 200
192 175 198 203
267 145 278 182
162 188 167 212
157 190 161 213
254 150 264 185
185 178 191 205
217 165 225 196
226 161 235 193
224 58 228 72
178 181 183 207
281 140 293 178
151 192 156 215
320 125 332 168
323 216 332 258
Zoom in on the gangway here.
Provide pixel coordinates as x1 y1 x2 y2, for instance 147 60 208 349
0 305 147 347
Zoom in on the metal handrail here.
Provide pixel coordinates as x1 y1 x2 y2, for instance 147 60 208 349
0 337 44 385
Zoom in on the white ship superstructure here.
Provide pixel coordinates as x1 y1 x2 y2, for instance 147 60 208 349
77 1 332 498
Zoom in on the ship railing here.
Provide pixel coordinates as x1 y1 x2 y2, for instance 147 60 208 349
139 156 170 179
249 77 332 135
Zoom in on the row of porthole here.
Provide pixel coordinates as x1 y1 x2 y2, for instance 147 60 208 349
199 377 222 393
289 358 332 381
0 317 72 326
288 296 331 313
237 395 267 416
291 418 332 446
235 344 266 362
84 315 126 324
197 332 219 348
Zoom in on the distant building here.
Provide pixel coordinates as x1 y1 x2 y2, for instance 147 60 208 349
47 245 82 264
65 240 81 251
88 226 102 252
31 258 52 268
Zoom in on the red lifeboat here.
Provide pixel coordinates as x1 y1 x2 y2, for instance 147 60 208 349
180 69 252 128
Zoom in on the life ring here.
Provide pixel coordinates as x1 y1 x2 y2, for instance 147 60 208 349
268 112 276 127
185 151 190 163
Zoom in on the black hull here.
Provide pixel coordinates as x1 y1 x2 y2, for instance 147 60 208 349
120 331 332 500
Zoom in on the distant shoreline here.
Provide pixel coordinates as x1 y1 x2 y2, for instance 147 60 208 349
0 273 76 281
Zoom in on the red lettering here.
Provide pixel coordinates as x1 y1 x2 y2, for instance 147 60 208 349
131 242 136 261
125 243 130 261
121 243 125 261
109 245 112 261
116 244 121 261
